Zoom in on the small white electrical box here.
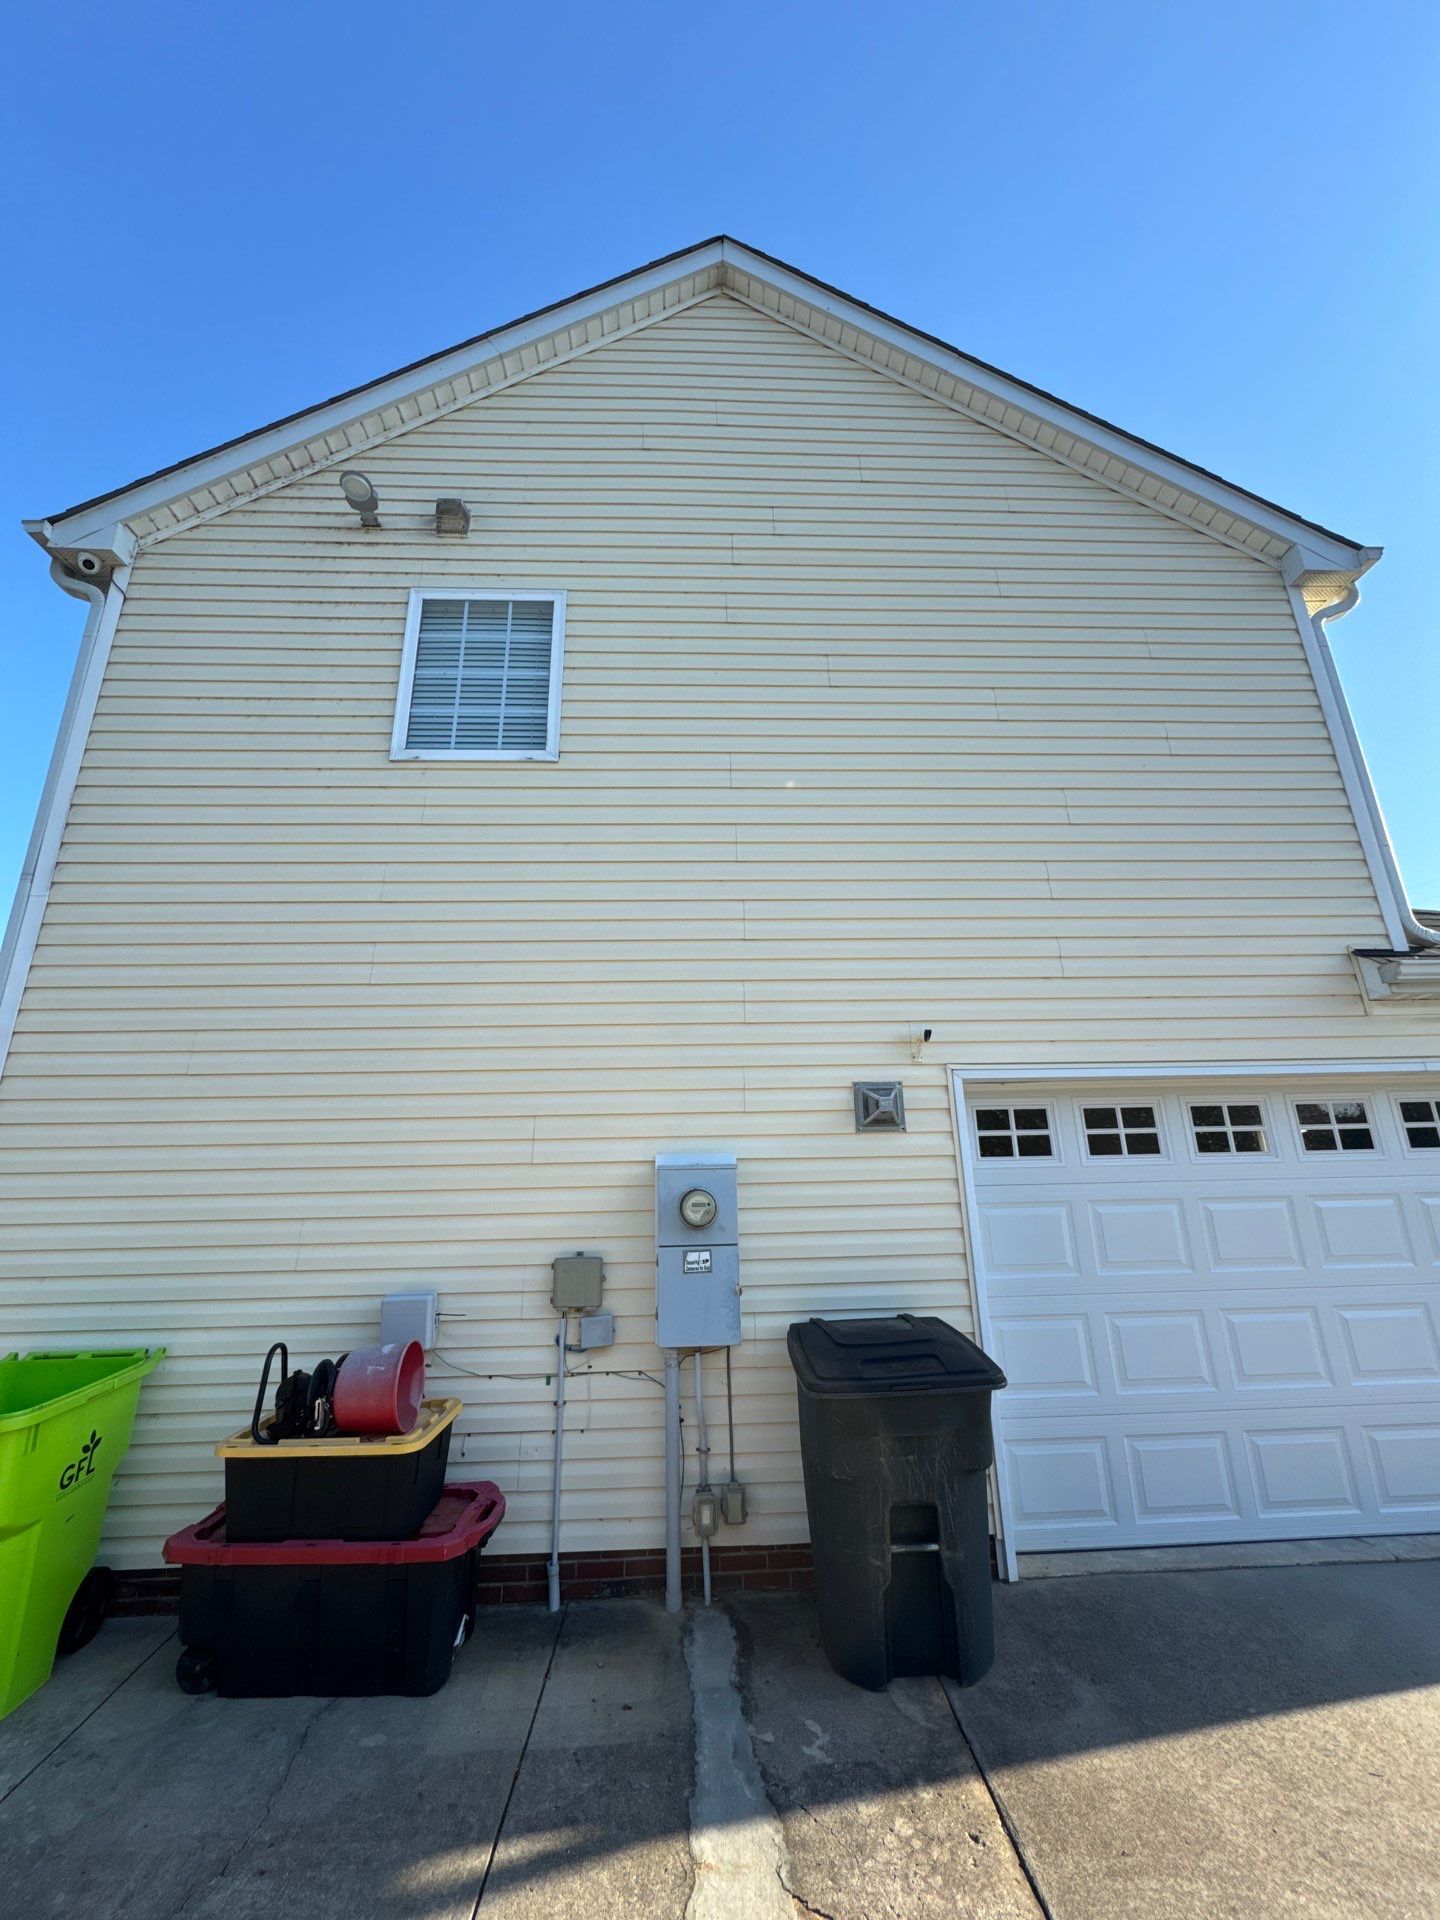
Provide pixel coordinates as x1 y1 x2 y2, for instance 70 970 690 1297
655 1151 741 1349
380 1290 438 1351
575 1311 615 1350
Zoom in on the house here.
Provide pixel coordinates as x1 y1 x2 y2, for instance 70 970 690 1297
5 236 1438 1590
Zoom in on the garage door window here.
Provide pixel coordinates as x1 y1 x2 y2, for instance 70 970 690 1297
1296 1099 1375 1152
1082 1104 1161 1158
1398 1098 1440 1150
975 1107 1054 1158
1190 1102 1268 1155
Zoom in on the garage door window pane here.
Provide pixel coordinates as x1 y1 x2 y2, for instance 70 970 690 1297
1189 1102 1269 1155
1084 1104 1160 1158
975 1107 1052 1159
1297 1098 1374 1152
1398 1097 1440 1149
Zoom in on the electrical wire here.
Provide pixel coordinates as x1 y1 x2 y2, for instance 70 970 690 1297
432 1351 665 1389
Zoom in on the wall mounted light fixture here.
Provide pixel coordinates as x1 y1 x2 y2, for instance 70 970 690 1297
339 471 381 528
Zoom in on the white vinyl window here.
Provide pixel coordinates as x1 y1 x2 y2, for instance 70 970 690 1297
1190 1101 1269 1156
1083 1102 1163 1158
974 1106 1054 1159
1295 1097 1375 1153
391 589 566 760
1397 1097 1440 1150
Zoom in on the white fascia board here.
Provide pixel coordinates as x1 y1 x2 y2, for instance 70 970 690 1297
717 242 1374 577
35 236 1371 574
0 565 129 1080
39 243 729 551
23 517 137 567
1352 952 1440 1002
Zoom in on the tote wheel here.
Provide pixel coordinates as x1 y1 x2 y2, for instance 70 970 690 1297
58 1567 115 1656
175 1646 218 1696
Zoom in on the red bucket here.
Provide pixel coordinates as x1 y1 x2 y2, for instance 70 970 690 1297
331 1341 425 1436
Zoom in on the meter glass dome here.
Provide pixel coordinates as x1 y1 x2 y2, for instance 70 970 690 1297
679 1187 718 1229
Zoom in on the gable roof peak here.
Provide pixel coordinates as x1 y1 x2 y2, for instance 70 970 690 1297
26 235 1375 584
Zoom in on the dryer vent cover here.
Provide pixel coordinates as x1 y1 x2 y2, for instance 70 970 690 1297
853 1081 906 1131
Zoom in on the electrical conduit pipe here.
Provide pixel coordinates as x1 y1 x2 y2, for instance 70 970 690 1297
548 1316 566 1612
694 1353 712 1606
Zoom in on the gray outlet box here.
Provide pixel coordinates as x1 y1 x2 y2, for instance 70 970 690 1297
576 1311 615 1350
551 1251 605 1313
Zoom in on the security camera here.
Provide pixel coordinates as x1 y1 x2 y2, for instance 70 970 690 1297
73 552 105 576
908 1023 935 1062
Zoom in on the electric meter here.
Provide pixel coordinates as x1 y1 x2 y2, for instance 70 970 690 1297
655 1152 740 1348
679 1187 718 1229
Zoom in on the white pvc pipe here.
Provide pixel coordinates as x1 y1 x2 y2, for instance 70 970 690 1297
694 1352 712 1606
664 1349 682 1612
547 1315 566 1612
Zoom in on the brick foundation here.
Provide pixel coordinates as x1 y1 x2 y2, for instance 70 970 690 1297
114 1541 814 1616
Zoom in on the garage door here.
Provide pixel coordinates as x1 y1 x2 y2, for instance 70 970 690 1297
965 1080 1440 1551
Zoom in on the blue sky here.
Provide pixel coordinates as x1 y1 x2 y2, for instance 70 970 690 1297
3 1 1436 909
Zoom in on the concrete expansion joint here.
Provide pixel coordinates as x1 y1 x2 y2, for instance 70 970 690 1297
940 1677 1055 1920
683 1604 795 1919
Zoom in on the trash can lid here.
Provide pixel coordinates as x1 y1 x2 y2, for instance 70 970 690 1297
786 1314 1006 1397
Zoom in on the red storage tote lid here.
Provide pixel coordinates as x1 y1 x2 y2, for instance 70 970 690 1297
163 1481 504 1567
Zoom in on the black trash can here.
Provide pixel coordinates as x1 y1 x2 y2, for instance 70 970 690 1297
787 1313 1007 1691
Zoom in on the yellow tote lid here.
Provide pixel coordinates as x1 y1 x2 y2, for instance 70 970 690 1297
216 1394 461 1459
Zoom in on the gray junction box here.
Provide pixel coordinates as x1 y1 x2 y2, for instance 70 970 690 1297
551 1252 605 1314
655 1151 742 1349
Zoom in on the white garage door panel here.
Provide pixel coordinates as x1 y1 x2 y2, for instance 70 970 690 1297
969 1083 1440 1551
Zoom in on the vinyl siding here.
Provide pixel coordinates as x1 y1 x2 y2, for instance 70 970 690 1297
2 292 1432 1563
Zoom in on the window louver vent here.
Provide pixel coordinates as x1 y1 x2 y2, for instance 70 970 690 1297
396 594 561 757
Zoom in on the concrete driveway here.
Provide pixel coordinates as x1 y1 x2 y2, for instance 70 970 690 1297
952 1555 1440 1920
0 1560 1435 1918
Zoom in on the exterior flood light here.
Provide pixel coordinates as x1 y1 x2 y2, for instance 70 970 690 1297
339 470 380 528
434 498 471 536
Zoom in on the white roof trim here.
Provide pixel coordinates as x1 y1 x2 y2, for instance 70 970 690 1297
26 237 1377 578
1351 951 1440 1003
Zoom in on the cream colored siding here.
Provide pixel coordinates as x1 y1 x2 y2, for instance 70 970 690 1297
2 294 1431 1563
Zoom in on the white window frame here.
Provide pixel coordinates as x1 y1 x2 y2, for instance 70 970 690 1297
1394 1093 1440 1155
390 587 567 762
1078 1097 1169 1164
971 1101 1059 1164
1290 1094 1381 1157
1182 1096 1277 1164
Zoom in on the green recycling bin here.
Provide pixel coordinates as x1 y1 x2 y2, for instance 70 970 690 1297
0 1348 164 1719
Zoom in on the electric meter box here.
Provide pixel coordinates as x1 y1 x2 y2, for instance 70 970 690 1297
655 1151 742 1349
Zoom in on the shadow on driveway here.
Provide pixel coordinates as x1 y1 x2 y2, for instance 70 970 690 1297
0 1561 1436 1919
